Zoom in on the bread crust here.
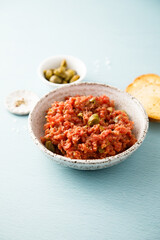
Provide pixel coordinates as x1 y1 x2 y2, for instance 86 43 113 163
126 74 160 120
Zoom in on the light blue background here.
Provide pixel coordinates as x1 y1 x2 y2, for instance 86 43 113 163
0 0 160 239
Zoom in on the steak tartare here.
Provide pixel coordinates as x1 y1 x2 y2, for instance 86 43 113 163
41 95 137 159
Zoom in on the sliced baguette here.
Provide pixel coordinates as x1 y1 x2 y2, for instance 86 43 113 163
126 74 160 120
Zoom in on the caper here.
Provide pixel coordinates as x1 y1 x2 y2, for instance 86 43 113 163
98 147 105 153
60 59 67 68
65 69 76 81
43 59 80 84
77 112 83 118
45 69 53 80
88 113 100 126
59 66 66 73
49 75 62 84
45 141 55 153
54 67 66 78
62 80 68 84
70 75 80 83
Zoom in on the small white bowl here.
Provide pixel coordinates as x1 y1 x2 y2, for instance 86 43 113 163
5 90 39 115
28 83 149 170
38 55 87 88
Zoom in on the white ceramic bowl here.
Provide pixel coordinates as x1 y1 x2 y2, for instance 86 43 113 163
28 83 149 170
38 55 87 88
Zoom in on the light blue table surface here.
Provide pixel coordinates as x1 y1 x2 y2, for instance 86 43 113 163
0 0 160 239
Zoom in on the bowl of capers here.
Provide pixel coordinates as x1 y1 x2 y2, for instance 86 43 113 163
38 55 87 87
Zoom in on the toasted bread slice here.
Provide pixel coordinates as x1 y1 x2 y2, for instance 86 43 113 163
133 73 160 85
126 74 160 120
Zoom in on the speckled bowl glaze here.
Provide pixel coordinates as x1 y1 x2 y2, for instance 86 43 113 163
28 83 149 170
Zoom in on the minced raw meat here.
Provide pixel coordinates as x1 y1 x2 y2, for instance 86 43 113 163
41 95 137 159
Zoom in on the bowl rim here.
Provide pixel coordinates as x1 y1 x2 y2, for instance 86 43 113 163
28 82 149 165
37 55 87 87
